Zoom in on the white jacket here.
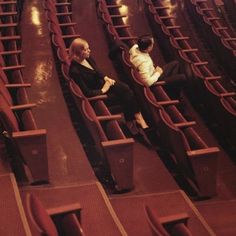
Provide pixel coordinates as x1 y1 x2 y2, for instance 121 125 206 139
129 44 161 86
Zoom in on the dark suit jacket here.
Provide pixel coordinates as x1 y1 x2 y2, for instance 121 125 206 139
69 57 105 97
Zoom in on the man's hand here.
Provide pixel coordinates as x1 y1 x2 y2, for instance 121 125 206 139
104 76 116 86
101 80 112 94
155 66 163 75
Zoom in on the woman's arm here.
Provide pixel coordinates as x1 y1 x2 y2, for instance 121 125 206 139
71 71 103 97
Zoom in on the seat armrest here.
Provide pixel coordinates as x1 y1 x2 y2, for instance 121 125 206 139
152 81 166 86
88 94 108 101
159 213 189 226
102 138 134 147
12 129 47 138
11 103 36 111
97 114 122 121
47 203 81 217
175 121 196 128
5 83 31 88
187 147 220 157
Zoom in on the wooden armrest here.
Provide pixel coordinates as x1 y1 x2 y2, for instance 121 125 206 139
5 83 31 88
47 203 81 216
12 129 47 138
59 22 77 27
62 34 80 39
159 213 189 225
110 14 127 18
220 92 236 97
55 2 71 6
0 1 16 4
194 61 208 66
159 16 175 20
152 81 166 86
102 138 134 147
0 11 17 16
0 50 22 56
158 100 179 106
97 114 122 121
11 103 36 111
215 26 227 30
207 17 220 21
166 25 181 29
56 12 72 16
114 25 131 29
2 65 25 71
88 95 108 101
174 36 190 40
107 4 122 8
0 23 17 27
182 48 198 53
224 37 236 41
205 76 221 81
175 121 196 128
154 6 169 10
120 36 138 41
201 7 213 11
187 147 219 157
0 35 20 40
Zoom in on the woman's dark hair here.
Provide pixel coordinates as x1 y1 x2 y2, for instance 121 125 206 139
137 34 153 51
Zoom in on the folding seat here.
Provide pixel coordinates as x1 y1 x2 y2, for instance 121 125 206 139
0 93 49 182
46 11 77 34
56 47 70 66
0 66 25 89
69 80 134 191
158 109 219 197
0 75 31 108
0 54 24 72
0 37 21 56
97 0 122 14
48 21 80 48
144 205 192 236
44 1 73 24
0 5 18 37
23 193 84 236
43 0 72 13
0 35 21 54
51 34 71 57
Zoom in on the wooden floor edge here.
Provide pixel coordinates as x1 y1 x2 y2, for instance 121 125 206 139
180 190 217 236
10 173 32 236
96 182 128 236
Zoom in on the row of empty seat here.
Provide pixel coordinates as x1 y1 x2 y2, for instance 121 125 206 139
186 0 236 82
0 0 49 183
144 0 236 156
221 0 236 31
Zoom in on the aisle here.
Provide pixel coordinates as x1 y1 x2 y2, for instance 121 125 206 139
19 0 96 185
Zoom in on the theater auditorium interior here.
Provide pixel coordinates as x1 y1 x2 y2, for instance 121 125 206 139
0 0 236 235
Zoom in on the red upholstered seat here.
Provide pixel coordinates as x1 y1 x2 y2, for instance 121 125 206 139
24 193 84 236
145 205 193 236
29 194 58 236
144 205 170 236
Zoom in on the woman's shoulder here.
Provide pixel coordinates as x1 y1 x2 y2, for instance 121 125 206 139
69 60 82 76
69 59 83 71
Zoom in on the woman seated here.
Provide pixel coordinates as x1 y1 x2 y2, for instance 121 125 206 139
68 38 155 144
